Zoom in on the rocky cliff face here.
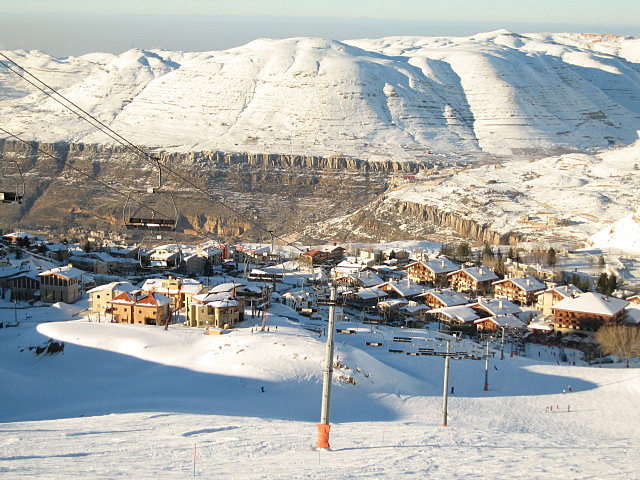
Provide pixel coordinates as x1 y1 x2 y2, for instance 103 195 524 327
0 140 523 245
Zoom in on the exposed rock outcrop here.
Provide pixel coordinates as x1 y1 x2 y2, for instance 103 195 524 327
0 139 519 245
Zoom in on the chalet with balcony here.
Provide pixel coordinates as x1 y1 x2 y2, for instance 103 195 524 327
535 284 582 315
416 288 469 309
405 257 458 286
447 266 498 295
552 292 629 334
375 278 424 300
343 286 387 308
492 275 546 305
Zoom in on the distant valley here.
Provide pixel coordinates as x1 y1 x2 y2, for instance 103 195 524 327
0 31 639 247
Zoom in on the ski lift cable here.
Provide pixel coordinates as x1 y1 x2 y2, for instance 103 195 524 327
0 59 139 149
0 126 175 223
0 53 306 253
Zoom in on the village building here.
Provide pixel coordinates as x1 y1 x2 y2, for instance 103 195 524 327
492 275 546 305
69 254 108 274
416 288 469 309
428 304 480 330
2 231 42 245
108 291 172 326
375 278 424 300
233 245 272 265
247 266 286 283
473 297 522 319
332 266 385 288
377 298 409 322
298 246 345 270
38 265 84 303
148 245 182 269
552 292 629 334
343 286 388 309
405 257 458 286
7 271 40 301
625 294 640 305
535 284 583 316
43 243 70 262
86 281 137 315
105 244 140 259
139 277 204 311
447 266 498 295
196 245 224 265
188 291 240 329
399 303 431 323
282 288 317 316
474 313 527 333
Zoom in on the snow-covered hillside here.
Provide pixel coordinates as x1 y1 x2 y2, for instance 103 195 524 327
373 139 640 246
1 31 639 159
1 303 639 478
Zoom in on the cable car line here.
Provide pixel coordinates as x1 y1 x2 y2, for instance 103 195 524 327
0 126 175 224
0 53 295 248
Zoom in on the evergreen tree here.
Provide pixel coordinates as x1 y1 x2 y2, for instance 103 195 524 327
599 255 606 269
440 244 454 257
597 272 609 294
456 242 471 261
547 247 557 266
607 274 618 296
494 253 506 277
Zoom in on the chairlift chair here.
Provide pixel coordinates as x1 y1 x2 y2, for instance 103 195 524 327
123 188 179 231
0 160 25 204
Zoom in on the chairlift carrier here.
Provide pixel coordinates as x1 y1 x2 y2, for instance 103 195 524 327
0 160 25 204
123 158 179 231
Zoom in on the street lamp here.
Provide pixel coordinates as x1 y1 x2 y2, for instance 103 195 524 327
500 326 505 360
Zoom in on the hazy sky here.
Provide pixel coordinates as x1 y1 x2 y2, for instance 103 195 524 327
2 0 638 56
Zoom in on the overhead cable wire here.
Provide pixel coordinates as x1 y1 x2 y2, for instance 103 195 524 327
0 53 307 253
0 126 175 223
0 127 326 288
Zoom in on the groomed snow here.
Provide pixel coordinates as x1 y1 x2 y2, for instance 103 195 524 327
1 302 639 479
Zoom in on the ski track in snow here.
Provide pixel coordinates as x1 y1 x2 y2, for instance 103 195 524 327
1 301 639 479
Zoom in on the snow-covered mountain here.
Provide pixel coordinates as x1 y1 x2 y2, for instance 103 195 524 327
1 30 639 159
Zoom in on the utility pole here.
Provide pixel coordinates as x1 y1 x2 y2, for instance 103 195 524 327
441 339 451 427
317 284 337 450
500 327 505 360
484 339 490 391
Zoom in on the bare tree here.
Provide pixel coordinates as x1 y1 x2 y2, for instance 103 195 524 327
595 325 640 367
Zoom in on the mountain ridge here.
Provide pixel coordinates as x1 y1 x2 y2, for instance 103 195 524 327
2 31 639 160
